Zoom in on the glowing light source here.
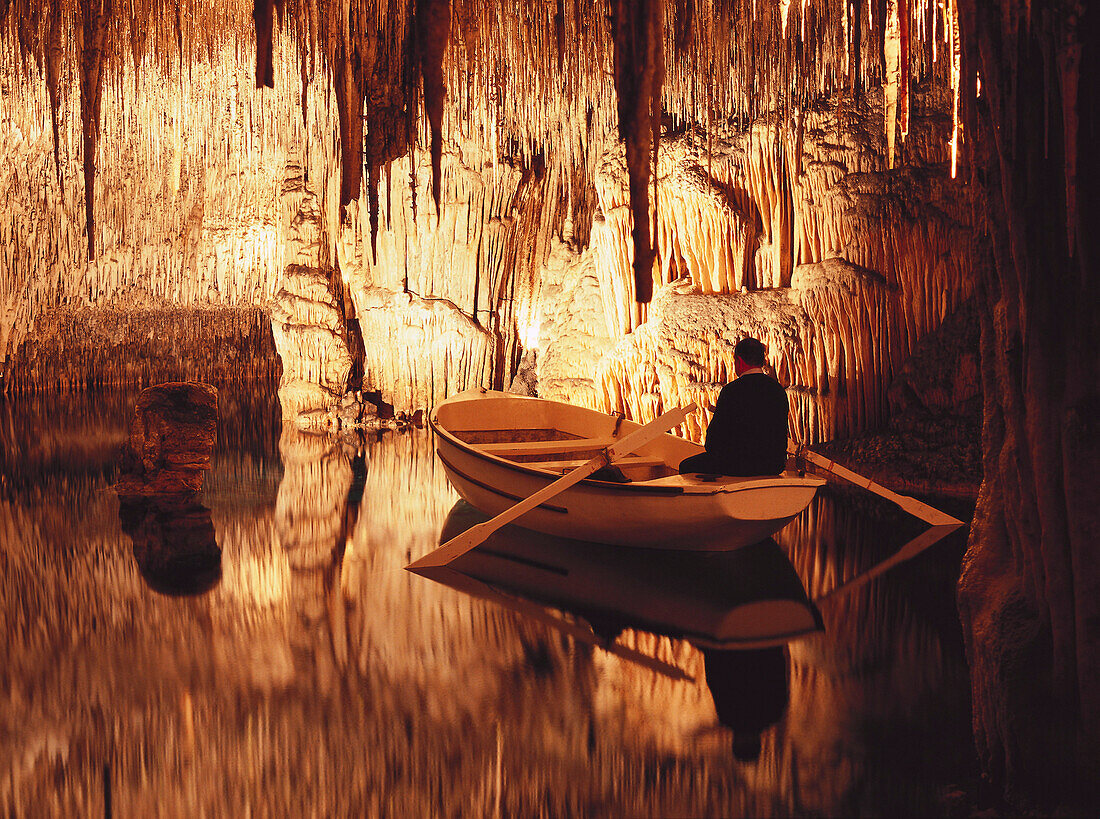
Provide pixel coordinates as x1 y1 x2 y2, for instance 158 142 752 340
523 320 541 351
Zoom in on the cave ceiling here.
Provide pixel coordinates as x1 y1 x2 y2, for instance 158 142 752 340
0 0 968 292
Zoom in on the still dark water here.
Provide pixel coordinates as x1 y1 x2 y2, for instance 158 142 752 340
1 386 976 816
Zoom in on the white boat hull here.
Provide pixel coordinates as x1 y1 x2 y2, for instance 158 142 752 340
431 390 824 550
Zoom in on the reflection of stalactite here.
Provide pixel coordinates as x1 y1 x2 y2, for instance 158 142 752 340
2 412 973 814
4 306 281 396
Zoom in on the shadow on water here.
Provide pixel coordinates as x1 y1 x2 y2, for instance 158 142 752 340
703 645 789 762
118 495 222 597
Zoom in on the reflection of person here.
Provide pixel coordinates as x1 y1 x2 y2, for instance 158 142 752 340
702 645 789 762
679 337 789 477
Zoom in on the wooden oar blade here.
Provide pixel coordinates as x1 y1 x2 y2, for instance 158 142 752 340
407 521 494 570
792 444 964 527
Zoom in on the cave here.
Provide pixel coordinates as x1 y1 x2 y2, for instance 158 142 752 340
1 0 1096 814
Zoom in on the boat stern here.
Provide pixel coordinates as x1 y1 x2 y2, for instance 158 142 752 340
714 476 826 522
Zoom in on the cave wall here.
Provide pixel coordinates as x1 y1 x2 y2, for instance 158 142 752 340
955 0 1100 806
535 95 974 444
1 1 978 447
334 146 565 412
0 2 979 457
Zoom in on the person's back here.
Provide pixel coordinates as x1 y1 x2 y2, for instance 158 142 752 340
704 372 789 476
679 337 789 477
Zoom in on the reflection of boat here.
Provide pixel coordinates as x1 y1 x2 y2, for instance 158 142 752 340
411 501 823 651
430 390 825 549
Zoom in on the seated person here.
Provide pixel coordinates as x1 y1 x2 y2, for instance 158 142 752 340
679 337 789 477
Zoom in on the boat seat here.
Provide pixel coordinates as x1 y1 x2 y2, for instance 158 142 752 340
524 454 668 472
478 435 617 457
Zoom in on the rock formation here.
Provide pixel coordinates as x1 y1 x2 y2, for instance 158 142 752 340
954 0 1099 806
115 381 218 496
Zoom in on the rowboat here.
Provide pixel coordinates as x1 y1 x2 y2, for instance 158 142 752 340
429 389 825 549
411 500 823 651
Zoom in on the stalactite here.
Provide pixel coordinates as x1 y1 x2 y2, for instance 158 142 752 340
1056 27 1081 256
415 0 449 215
898 0 909 139
884 0 900 168
45 0 63 199
569 88 973 445
334 7 366 212
1 0 980 420
253 0 276 88
125 0 147 79
77 0 111 260
610 0 664 305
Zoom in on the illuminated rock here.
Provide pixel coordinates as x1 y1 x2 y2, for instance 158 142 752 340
269 161 355 421
523 237 615 407
270 264 352 420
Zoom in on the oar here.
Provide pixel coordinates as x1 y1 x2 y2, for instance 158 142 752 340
406 402 697 570
790 442 964 527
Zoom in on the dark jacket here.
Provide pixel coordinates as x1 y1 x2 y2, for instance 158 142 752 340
699 372 789 476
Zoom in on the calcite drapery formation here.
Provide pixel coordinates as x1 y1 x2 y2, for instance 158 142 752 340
3 0 978 430
538 95 973 445
2 0 974 342
271 264 353 421
0 28 285 373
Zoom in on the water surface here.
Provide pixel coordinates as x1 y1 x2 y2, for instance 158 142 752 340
1 386 975 816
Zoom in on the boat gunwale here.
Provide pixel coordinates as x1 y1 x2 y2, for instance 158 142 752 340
430 392 825 497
